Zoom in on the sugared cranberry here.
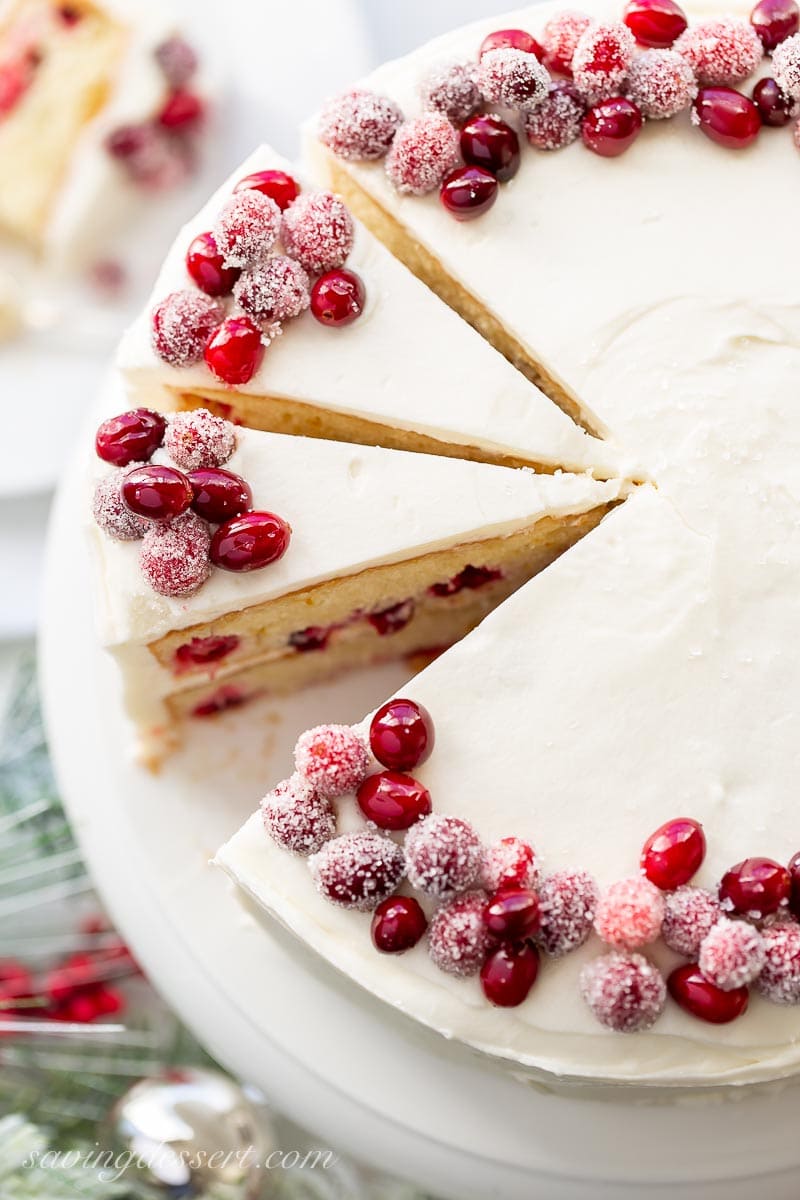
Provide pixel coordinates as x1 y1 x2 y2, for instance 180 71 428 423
758 922 800 1004
541 10 593 76
140 511 211 597
789 851 800 917
261 774 335 856
185 232 240 297
122 464 193 521
369 698 435 770
295 724 370 798
428 890 490 976
289 626 330 653
626 49 697 118
481 941 539 1007
310 269 366 326
582 96 643 155
477 48 550 110
93 472 150 540
189 468 252 522
751 0 799 49
538 869 599 957
481 837 538 892
213 191 281 269
623 0 688 46
694 86 762 148
175 634 240 669
371 895 428 953
479 28 546 60
668 963 749 1023
753 76 797 124
165 409 236 472
405 814 482 900
96 408 166 466
210 510 291 572
773 31 800 98
675 19 763 86
719 856 791 917
154 37 198 88
159 89 204 130
594 875 665 950
385 114 460 195
309 831 405 911
152 290 223 367
357 771 432 831
234 256 310 324
640 817 706 890
581 952 666 1032
440 165 498 221
698 917 765 990
234 169 301 211
318 89 403 160
460 114 520 182
661 886 721 957
484 888 540 940
204 316 264 385
573 22 637 101
107 122 190 188
524 81 586 149
420 62 482 124
281 191 354 272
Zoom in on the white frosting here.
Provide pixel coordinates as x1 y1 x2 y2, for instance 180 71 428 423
117 146 634 480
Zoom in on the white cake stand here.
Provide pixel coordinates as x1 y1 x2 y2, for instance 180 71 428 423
40 446 800 1200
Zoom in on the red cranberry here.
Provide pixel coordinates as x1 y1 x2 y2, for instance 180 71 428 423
440 165 498 221
368 599 415 635
369 698 435 770
693 87 761 148
719 856 791 918
479 28 545 61
192 685 247 717
753 76 797 124
430 564 503 597
582 97 643 156
459 114 521 182
624 0 688 46
289 626 330 652
668 963 749 1023
480 941 540 1007
0 55 36 117
189 467 252 522
484 888 541 941
234 169 301 211
204 316 264 385
357 771 432 831
371 895 428 952
640 818 706 890
175 635 240 669
96 408 166 466
122 464 193 520
210 510 291 571
159 89 204 130
310 269 366 326
751 0 800 49
185 232 240 297
789 851 800 917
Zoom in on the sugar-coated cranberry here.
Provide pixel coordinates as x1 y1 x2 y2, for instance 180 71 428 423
481 837 538 892
310 269 366 326
281 191 355 272
538 869 599 957
210 510 291 572
661 886 721 957
541 10 593 76
481 941 540 1007
623 0 688 46
594 875 665 950
773 32 800 98
189 468 252 522
719 856 791 917
753 76 797 124
204 316 265 385
96 408 166 466
165 409 236 471
93 472 150 540
420 62 482 124
484 888 540 940
640 818 706 890
106 121 190 190
479 28 546 60
234 256 310 324
675 19 763 86
152 290 223 367
405 814 482 900
154 37 198 87
309 831 405 911
174 634 240 669
440 165 498 222
626 49 698 118
234 169 301 211
758 922 800 1004
580 952 666 1032
294 724 370 798
158 89 204 130
693 86 762 148
698 917 765 990
460 114 520 181
122 464 193 521
213 190 281 269
428 890 490 976
371 895 428 953
318 88 404 160
477 47 550 110
261 774 336 856
385 114 460 195
369 698 435 770
524 81 586 149
668 963 750 1023
752 0 800 49
573 22 637 101
357 771 432 830
139 511 211 597
582 96 643 155
185 232 240 297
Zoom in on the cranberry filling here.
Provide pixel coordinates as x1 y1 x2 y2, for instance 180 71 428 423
429 564 503 597
174 635 240 671
192 685 248 718
368 599 415 636
0 51 38 118
289 625 332 652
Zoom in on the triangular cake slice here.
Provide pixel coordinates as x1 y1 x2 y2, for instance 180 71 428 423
117 145 634 480
91 407 624 761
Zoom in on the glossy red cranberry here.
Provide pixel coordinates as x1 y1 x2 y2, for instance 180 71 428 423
368 599 415 635
185 232 240 296
159 89 204 130
210 510 291 571
189 467 252 522
234 168 301 211
752 76 797 124
175 635 240 669
310 269 366 326
357 771 432 831
640 818 706 890
459 114 521 182
582 97 643 156
668 964 749 1024
719 856 791 918
204 316 264 384
751 0 800 49
371 895 428 953
122 464 192 520
693 88 762 149
480 941 540 1006
440 165 498 221
789 851 800 918
96 408 166 466
479 28 546 60
369 698 435 770
484 888 541 941
623 0 688 46
289 626 330 652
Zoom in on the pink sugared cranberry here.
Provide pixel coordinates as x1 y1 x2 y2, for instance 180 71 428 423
753 76 797 124
757 922 800 1004
524 81 586 149
481 942 540 1007
174 634 239 669
158 89 204 131
693 86 762 147
294 724 370 798
122 464 193 521
595 876 665 950
371 895 428 953
154 37 198 87
481 837 538 893
626 49 698 118
369 698 435 771
581 96 643 155
640 817 706 890
428 890 490 976
185 232 240 297
460 114 520 181
139 511 211 597
752 0 800 48
189 467 252 522
405 814 482 900
440 165 498 221
310 269 366 326
95 408 166 466
541 10 593 76
661 886 720 957
420 62 482 124
213 190 281 269
204 316 264 385
281 191 354 273
719 856 791 918
479 28 546 60
93 472 150 540
367 599 415 636
165 409 236 471
580 952 666 1032
698 917 765 990
623 0 688 47
152 290 223 367
773 32 800 98
385 114 460 195
675 19 763 86
668 963 750 1023
483 888 540 940
476 48 550 110
106 122 191 189
309 831 405 911
573 22 637 101
234 169 301 211
318 88 403 160
261 774 336 856
537 869 599 957
357 771 432 831
210 510 291 572
234 256 310 324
